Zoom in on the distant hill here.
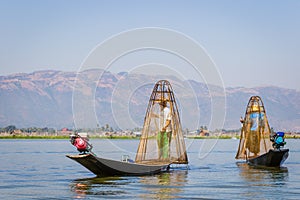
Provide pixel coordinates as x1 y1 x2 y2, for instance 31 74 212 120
1 70 299 131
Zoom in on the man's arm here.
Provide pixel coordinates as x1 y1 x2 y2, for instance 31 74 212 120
162 119 171 132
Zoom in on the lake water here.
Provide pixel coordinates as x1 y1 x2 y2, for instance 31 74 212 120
0 138 299 199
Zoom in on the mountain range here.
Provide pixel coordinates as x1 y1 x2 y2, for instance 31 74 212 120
1 69 299 131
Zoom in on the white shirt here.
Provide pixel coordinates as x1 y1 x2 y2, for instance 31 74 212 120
160 107 172 132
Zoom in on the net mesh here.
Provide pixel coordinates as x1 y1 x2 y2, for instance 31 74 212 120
235 96 273 160
135 80 188 164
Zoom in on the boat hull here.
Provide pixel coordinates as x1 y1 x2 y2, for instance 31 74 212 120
66 154 170 176
247 149 289 167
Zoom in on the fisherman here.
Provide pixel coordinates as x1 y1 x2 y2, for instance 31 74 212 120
157 99 172 160
246 104 264 156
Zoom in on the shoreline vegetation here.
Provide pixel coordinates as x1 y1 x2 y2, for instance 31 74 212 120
1 125 300 139
1 135 300 139
1 132 300 140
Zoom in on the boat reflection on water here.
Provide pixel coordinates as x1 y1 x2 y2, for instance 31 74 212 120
138 169 188 199
70 176 127 199
237 162 288 184
70 169 188 199
71 182 90 199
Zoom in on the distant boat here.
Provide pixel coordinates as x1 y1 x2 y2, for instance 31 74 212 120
67 80 188 176
235 96 289 167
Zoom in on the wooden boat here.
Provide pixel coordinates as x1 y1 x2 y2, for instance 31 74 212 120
66 154 170 176
247 149 289 167
67 80 188 176
235 96 289 167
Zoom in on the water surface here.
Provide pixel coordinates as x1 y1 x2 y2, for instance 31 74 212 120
0 139 299 199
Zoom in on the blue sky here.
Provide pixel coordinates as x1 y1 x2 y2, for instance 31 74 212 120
0 0 299 90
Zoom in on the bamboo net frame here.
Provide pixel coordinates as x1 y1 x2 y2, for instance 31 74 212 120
135 80 188 164
235 96 272 160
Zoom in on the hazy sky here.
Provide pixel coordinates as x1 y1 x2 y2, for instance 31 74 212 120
1 0 299 90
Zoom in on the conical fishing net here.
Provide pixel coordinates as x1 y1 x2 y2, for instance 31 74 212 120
135 80 188 164
236 96 273 160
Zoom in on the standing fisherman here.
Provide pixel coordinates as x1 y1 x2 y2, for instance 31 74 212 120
157 99 172 160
